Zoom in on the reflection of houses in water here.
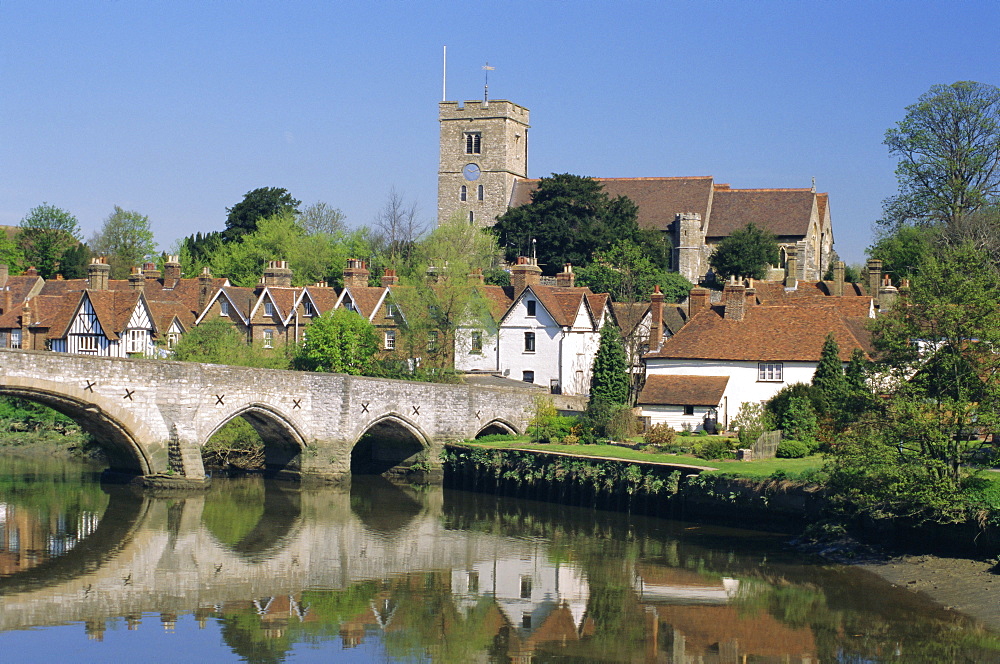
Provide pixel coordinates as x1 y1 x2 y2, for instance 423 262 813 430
634 564 741 604
0 503 101 575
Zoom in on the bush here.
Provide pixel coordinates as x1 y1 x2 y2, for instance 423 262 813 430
529 397 578 443
776 440 810 458
643 423 676 448
561 434 580 445
732 402 775 447
693 438 736 460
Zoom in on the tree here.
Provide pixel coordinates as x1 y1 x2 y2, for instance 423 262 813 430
867 224 936 283
812 333 847 412
492 174 668 275
16 203 82 279
298 201 346 236
707 223 779 280
89 206 157 279
589 322 630 407
225 187 301 241
169 319 289 369
373 187 425 263
293 308 381 375
58 242 91 279
880 81 1000 229
575 240 691 303
0 233 25 273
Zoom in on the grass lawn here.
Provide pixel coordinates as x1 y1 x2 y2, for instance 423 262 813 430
456 436 825 480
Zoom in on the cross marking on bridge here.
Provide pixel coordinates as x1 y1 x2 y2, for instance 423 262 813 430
123 389 134 401
476 410 482 419
292 398 301 410
412 405 420 416
214 395 225 405
361 402 369 413
83 380 96 393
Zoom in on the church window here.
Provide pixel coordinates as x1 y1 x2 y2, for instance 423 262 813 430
477 184 484 201
758 362 783 382
464 132 481 154
460 185 467 202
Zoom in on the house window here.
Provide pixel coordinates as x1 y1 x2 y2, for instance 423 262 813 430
460 185 467 202
220 300 229 317
471 330 483 353
520 575 533 598
386 303 398 319
0 332 7 348
264 301 274 317
384 329 396 350
523 370 535 383
10 329 21 349
167 332 180 348
467 571 479 594
683 405 695 416
526 300 536 317
522 613 532 629
464 132 481 154
477 184 484 201
77 335 98 353
758 362 783 382
263 329 274 348
524 332 535 352
303 301 314 317
427 330 439 352
126 329 144 354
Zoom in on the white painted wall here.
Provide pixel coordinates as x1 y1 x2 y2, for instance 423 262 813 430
454 325 499 373
641 404 718 432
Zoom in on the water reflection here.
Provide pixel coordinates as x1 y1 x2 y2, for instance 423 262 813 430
0 458 997 662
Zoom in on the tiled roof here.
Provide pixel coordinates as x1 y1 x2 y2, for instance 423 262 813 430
302 286 340 316
707 188 817 238
611 302 648 336
343 285 387 320
259 286 301 322
646 303 871 362
477 284 515 322
83 290 142 340
510 176 715 233
638 374 729 406
752 279 867 302
530 286 592 328
220 287 258 320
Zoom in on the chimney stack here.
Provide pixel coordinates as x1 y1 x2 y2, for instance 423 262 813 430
263 260 293 288
342 259 370 289
745 281 756 308
142 262 161 280
128 266 145 291
198 267 213 309
163 255 181 282
784 247 798 289
724 282 747 321
510 256 542 294
687 287 711 318
3 285 11 315
879 273 898 311
87 258 110 291
381 268 399 287
649 285 664 352
832 261 845 296
556 263 575 288
468 268 485 284
866 258 883 308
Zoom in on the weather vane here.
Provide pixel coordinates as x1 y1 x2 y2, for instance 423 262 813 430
483 62 495 102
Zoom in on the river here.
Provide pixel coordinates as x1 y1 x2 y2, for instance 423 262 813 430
0 457 997 663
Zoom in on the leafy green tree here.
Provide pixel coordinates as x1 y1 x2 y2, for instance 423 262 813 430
881 81 1000 229
169 319 289 369
293 308 381 375
89 206 157 279
867 224 936 283
780 396 818 446
492 174 668 275
16 203 82 279
58 242 91 279
0 233 25 273
576 240 691 303
297 201 346 236
224 187 301 241
708 222 779 280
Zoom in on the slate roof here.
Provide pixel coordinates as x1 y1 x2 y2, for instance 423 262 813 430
510 176 715 233
645 303 871 362
638 374 730 406
707 188 817 238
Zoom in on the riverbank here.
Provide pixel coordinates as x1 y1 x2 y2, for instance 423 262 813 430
0 433 100 459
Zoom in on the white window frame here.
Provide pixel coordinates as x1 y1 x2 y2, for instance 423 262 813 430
303 301 314 317
167 332 180 348
126 329 144 354
470 330 483 353
384 329 396 350
10 329 21 349
77 334 98 353
263 329 274 349
386 303 398 319
220 300 229 317
264 301 275 317
758 362 783 382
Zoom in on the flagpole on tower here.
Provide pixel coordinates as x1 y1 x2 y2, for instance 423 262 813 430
442 46 447 102
483 62 495 102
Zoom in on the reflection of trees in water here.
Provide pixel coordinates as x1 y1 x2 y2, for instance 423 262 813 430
201 477 301 562
349 475 424 536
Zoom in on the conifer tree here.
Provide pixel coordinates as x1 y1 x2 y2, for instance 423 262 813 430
812 333 847 410
588 322 630 407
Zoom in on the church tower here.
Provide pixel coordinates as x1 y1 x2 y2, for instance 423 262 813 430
438 99 529 227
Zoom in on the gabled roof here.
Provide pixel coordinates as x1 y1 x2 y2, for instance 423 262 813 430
297 286 340 317
510 176 716 233
477 284 515 322
707 188 818 239
50 290 144 341
638 375 730 406
196 286 256 325
646 303 872 362
249 286 302 323
335 285 388 321
502 284 611 330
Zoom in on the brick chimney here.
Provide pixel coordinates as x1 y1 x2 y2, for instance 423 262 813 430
143 262 161 280
687 286 710 318
784 247 798 289
556 263 575 288
197 267 214 310
468 268 485 284
380 268 399 287
343 259 370 289
128 266 145 291
24 267 38 277
648 285 664 352
866 259 883 307
724 282 747 321
163 255 181 282
745 281 756 309
87 258 110 291
263 260 293 288
832 261 845 296
511 256 542 294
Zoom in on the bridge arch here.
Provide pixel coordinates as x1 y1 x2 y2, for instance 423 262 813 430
475 419 520 438
205 404 307 474
0 378 155 474
351 413 430 476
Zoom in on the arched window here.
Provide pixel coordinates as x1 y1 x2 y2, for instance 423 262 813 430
460 185 467 202
477 184 484 201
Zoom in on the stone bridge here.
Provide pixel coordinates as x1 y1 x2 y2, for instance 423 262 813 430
0 349 574 485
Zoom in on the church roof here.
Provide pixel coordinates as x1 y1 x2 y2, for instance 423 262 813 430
706 188 818 239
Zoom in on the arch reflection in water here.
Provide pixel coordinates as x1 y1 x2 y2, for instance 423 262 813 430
200 476 302 562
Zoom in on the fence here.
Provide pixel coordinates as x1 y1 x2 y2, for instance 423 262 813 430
750 430 782 460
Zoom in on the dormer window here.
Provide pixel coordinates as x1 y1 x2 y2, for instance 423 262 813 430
220 300 229 317
526 300 536 317
303 301 314 317
264 301 274 317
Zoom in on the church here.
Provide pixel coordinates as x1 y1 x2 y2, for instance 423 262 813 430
437 98 834 283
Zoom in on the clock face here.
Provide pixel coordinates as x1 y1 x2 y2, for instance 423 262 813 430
462 163 481 181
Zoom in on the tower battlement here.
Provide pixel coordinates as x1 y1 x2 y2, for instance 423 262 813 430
439 100 529 122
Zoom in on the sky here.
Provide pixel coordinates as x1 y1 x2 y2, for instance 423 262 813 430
1 1 998 266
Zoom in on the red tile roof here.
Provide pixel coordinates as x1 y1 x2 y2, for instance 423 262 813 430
638 374 730 406
707 188 818 238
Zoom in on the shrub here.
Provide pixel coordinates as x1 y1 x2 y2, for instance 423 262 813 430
644 423 676 448
776 440 810 458
561 434 580 445
693 438 736 460
732 402 775 447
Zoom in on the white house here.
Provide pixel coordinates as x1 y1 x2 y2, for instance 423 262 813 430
641 281 873 431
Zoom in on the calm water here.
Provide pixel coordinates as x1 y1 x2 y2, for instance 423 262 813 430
0 457 998 663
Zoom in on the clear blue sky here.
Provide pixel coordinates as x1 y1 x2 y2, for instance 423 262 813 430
2 1 998 265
